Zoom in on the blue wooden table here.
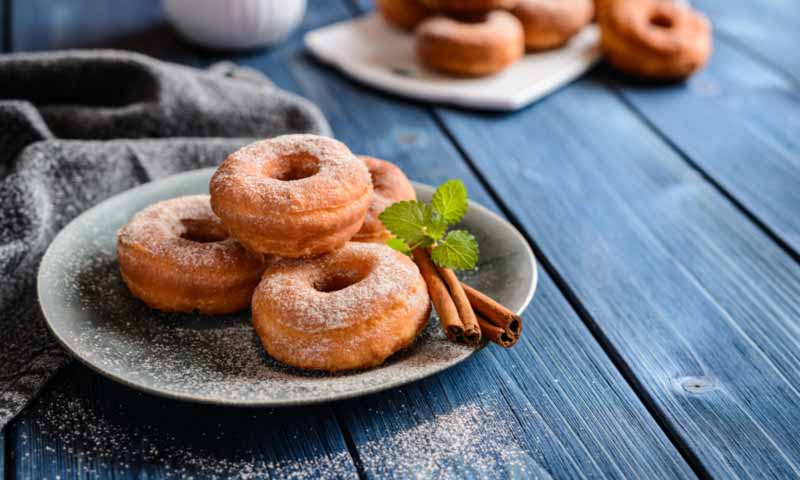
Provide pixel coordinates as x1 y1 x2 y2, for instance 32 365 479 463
3 0 800 478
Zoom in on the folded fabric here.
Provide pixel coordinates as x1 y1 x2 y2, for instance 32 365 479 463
0 49 331 428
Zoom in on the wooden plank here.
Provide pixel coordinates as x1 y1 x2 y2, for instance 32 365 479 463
1 0 7 52
354 0 800 258
612 39 800 259
239 1 695 478
9 0 199 66
12 364 359 479
433 76 800 478
10 0 694 478
334 277 695 478
692 0 800 81
11 0 164 51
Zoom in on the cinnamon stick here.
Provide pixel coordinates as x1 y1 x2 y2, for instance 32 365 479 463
436 266 481 345
412 249 464 340
461 282 522 338
477 315 517 348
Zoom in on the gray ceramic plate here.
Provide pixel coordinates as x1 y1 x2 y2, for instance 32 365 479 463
38 168 537 406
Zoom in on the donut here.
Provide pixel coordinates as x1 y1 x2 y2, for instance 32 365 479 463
416 11 525 77
353 156 416 243
117 195 266 314
512 0 594 51
418 0 518 13
209 135 373 258
252 242 431 372
376 0 432 31
599 0 712 80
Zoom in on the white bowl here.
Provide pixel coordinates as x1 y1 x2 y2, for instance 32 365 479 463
164 0 307 50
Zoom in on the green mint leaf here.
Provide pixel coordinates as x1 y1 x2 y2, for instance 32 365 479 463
379 200 431 246
430 230 479 270
379 200 447 247
426 210 448 241
431 179 468 226
386 237 411 255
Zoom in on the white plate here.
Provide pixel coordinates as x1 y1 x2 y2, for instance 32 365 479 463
305 13 601 111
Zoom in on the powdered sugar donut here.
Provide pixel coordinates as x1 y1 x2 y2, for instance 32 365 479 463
252 242 431 372
117 195 266 314
353 156 416 243
210 135 373 258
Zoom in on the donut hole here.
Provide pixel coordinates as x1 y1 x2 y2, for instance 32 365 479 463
450 11 489 23
267 154 320 181
366 168 388 195
650 12 674 29
314 262 372 293
367 167 378 185
180 219 228 243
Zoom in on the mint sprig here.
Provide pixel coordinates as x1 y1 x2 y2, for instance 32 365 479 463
377 201 431 248
379 179 479 270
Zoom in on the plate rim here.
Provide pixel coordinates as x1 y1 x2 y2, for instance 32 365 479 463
37 168 537 407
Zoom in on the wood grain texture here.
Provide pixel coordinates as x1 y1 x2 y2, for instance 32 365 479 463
12 365 359 479
7 0 698 478
334 276 695 479
612 37 800 260
434 76 800 478
692 0 800 81
10 0 164 51
8 0 200 66
254 1 694 478
1 0 7 52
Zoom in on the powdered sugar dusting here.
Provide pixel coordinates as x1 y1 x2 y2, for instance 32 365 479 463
358 402 550 479
253 242 430 370
19 386 357 479
44 237 472 404
257 243 425 332
19 377 547 479
210 134 371 213
38 168 533 407
117 194 262 270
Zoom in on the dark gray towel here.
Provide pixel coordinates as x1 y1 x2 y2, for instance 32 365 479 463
0 50 331 427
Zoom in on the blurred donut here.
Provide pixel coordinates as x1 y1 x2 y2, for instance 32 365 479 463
416 11 525 76
600 0 712 80
512 0 594 50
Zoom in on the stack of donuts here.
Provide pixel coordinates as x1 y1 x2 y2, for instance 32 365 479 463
378 0 595 76
117 134 431 372
377 0 712 80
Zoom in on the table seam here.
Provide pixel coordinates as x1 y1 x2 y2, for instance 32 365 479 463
608 82 800 266
427 109 712 480
342 0 711 477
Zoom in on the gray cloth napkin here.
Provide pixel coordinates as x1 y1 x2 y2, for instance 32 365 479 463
0 50 331 428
